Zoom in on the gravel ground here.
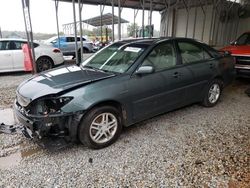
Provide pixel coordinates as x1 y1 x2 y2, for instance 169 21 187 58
0 73 249 187
0 73 31 108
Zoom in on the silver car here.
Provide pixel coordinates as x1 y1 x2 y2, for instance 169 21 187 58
45 36 94 57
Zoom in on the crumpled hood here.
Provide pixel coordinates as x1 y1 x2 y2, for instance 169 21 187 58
17 65 115 105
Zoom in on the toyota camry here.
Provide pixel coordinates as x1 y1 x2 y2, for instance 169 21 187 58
14 38 235 149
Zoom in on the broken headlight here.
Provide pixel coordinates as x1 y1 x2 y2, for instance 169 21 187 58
30 97 73 115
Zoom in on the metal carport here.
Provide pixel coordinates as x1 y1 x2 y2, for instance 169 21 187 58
21 0 250 73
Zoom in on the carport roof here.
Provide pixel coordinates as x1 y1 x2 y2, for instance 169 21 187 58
82 13 129 27
55 0 238 12
56 0 172 11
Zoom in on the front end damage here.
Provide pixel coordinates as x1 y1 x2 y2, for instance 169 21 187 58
12 94 85 148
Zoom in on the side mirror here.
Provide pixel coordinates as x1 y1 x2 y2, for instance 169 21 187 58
136 65 154 75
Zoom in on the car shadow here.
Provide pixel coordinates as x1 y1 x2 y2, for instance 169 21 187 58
0 71 30 76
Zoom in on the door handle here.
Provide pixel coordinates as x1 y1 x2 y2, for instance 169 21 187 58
173 72 180 78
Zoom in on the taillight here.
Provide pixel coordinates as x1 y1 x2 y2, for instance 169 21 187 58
53 48 61 53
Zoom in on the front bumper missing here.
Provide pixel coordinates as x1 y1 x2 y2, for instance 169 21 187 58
10 102 84 148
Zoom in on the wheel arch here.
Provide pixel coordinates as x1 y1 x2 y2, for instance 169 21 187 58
85 100 127 126
212 75 224 87
78 47 89 53
36 55 55 66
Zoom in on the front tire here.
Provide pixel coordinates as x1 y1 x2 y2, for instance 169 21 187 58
79 106 122 149
36 57 53 72
202 79 223 107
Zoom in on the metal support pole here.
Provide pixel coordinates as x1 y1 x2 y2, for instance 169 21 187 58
55 0 60 49
100 5 103 42
111 0 114 41
185 0 190 37
149 0 153 38
226 0 237 44
193 6 198 39
142 0 145 38
21 0 36 74
134 9 139 37
234 7 240 39
166 0 170 36
209 1 215 45
72 0 78 64
134 9 136 37
118 0 121 40
214 8 221 46
201 0 207 41
78 0 83 63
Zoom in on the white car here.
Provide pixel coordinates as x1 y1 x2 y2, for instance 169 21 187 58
0 38 64 73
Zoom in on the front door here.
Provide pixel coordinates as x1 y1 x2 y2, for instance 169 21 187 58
0 41 14 71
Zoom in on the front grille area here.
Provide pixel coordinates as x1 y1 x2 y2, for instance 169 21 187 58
235 56 250 66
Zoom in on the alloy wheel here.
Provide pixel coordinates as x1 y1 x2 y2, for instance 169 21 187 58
89 113 118 144
208 83 220 104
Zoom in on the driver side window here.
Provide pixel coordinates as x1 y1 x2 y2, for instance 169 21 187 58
142 42 176 71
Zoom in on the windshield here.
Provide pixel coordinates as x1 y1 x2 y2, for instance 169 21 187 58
82 43 145 73
236 33 250 45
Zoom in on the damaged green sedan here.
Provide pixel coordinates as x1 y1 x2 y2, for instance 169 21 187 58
14 38 235 149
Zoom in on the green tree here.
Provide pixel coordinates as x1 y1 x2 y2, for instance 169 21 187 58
127 23 139 37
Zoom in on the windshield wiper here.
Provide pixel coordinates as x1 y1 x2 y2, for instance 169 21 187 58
83 65 118 74
83 65 101 71
83 65 109 73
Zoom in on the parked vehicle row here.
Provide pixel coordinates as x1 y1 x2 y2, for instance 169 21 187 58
14 38 235 149
0 38 64 73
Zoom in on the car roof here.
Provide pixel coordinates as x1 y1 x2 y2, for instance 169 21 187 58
0 38 27 42
116 37 202 47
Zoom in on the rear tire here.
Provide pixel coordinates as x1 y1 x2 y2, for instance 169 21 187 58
78 106 122 149
202 79 223 107
36 57 53 73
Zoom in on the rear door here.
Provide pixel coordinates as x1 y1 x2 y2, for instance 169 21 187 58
176 40 217 102
0 40 14 71
128 41 193 121
66 37 76 54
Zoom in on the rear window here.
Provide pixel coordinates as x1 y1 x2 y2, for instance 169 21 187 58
33 43 39 48
77 37 86 41
66 37 75 42
178 41 211 64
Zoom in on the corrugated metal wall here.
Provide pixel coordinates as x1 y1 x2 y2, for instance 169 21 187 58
160 2 250 46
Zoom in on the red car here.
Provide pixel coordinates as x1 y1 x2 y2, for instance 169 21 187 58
221 31 250 77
